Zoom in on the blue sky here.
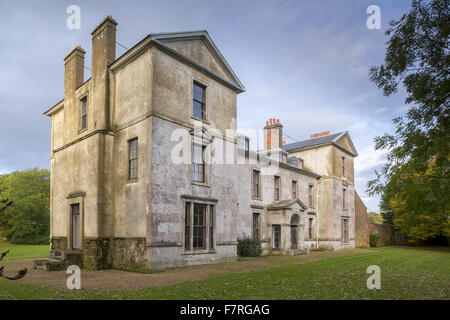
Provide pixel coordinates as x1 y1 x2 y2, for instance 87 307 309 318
0 0 413 211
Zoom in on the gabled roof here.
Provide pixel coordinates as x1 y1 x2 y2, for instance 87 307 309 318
149 30 245 91
109 30 245 93
283 131 358 157
267 199 307 211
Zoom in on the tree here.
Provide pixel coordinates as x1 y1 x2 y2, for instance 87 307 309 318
367 0 450 241
0 168 50 244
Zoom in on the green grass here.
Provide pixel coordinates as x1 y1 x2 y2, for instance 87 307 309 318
0 240 49 261
1 246 449 300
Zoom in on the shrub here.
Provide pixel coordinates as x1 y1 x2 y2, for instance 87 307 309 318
237 237 262 257
370 232 381 247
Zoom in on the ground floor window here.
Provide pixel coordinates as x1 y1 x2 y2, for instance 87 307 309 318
272 224 281 249
309 218 313 240
70 203 80 250
184 202 215 251
342 218 349 243
252 213 259 240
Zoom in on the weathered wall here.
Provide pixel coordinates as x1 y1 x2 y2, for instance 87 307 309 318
148 116 239 270
151 47 237 135
355 191 369 247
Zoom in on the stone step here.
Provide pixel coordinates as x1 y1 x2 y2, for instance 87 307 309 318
33 258 65 272
289 249 308 256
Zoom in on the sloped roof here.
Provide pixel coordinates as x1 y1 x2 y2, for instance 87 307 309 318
283 131 358 156
267 199 307 211
149 30 244 91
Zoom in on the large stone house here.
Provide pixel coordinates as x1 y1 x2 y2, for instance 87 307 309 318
43 16 358 272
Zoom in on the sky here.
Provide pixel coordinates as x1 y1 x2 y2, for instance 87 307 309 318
0 0 413 212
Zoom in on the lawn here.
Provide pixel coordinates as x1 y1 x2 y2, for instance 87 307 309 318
0 246 448 300
0 240 49 261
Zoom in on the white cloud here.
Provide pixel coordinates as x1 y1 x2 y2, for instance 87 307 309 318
374 107 388 114
355 145 387 173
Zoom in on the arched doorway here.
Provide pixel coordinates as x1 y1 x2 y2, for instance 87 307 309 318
290 214 300 249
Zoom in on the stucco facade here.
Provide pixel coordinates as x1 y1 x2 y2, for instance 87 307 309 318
44 16 359 272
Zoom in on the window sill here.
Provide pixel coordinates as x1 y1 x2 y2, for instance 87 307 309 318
192 181 210 187
126 178 139 184
191 116 210 125
182 250 216 256
252 197 262 201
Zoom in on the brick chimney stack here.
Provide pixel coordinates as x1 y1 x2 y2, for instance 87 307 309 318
91 15 117 129
264 118 283 150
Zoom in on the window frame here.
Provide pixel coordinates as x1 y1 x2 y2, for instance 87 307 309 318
342 156 346 177
184 201 215 252
308 217 313 240
192 81 206 120
128 138 138 180
252 169 261 199
341 218 349 243
308 184 314 208
79 95 88 132
272 224 281 250
192 143 206 183
274 176 281 201
292 180 298 199
252 212 260 241
343 188 347 209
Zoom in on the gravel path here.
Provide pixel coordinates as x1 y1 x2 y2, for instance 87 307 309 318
1 249 372 291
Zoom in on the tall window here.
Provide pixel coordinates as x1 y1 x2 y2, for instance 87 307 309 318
292 181 297 199
272 224 281 249
244 138 250 157
308 184 314 207
193 203 206 249
309 218 313 239
128 138 138 179
252 170 260 198
274 176 280 201
193 144 205 182
80 96 88 130
193 82 206 119
184 203 191 250
342 219 349 243
209 205 215 250
342 156 346 177
343 188 347 209
252 213 259 240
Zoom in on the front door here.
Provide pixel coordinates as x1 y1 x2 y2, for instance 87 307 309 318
290 225 298 249
71 203 80 250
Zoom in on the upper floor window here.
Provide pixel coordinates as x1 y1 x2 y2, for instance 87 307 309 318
342 156 346 177
193 144 205 182
308 184 314 207
193 82 206 119
244 138 250 156
343 188 347 209
274 176 280 201
128 138 138 180
252 169 261 198
292 180 297 199
80 96 88 130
